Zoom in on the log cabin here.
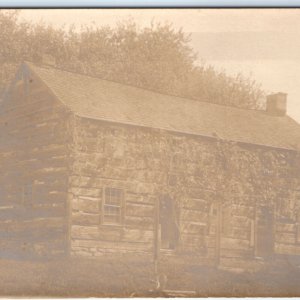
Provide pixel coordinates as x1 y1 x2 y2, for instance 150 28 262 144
1 62 300 270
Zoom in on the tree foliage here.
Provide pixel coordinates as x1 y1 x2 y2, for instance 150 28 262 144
0 10 264 109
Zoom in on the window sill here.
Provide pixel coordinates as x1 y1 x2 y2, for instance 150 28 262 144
254 256 265 261
99 223 124 228
160 248 176 253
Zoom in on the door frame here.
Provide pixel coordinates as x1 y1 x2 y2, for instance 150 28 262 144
254 204 275 259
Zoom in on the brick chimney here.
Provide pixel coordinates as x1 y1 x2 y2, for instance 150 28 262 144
266 92 287 116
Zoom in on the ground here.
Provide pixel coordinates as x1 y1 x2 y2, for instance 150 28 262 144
0 254 300 297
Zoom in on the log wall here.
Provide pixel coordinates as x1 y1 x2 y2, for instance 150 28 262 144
69 116 300 267
0 69 71 259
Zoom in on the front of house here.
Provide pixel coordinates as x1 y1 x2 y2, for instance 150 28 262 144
69 113 300 270
1 62 300 269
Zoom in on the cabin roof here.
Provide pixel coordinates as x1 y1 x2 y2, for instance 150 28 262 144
26 62 300 150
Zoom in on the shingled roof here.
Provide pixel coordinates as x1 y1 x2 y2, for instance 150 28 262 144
26 62 300 151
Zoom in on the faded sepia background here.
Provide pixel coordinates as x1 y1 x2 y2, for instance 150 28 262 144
1 8 300 297
20 9 300 121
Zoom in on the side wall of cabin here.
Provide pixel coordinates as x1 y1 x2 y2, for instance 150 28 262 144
0 67 72 259
69 116 300 266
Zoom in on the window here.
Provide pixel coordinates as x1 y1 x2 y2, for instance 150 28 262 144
276 197 295 222
103 187 124 225
23 183 33 206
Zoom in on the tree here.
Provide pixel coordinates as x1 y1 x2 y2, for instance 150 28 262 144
0 10 264 109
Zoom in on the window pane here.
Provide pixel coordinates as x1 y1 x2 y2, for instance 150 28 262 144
104 188 122 205
104 205 120 216
103 187 123 225
107 196 121 206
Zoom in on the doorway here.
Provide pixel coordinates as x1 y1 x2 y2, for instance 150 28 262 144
159 195 179 250
255 206 274 259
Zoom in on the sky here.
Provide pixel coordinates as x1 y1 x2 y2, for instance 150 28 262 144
19 9 300 122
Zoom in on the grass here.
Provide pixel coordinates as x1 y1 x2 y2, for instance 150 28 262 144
0 254 300 297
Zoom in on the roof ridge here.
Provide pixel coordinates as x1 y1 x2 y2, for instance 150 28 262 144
26 61 266 114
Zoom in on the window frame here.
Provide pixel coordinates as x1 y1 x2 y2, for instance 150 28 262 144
101 187 125 226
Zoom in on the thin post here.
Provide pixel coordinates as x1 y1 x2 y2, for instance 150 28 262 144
215 201 222 266
154 197 160 263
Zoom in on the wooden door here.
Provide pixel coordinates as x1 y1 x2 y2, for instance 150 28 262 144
159 196 179 250
256 206 274 259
